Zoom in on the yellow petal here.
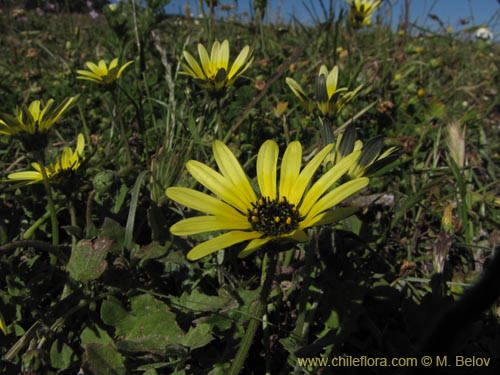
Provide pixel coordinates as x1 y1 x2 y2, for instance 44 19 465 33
183 51 205 79
228 45 249 79
187 230 261 260
288 143 333 206
257 140 278 199
116 60 134 78
238 237 272 258
326 66 339 99
302 178 369 227
85 61 100 73
279 141 302 201
198 43 212 77
166 187 243 220
186 160 252 212
108 58 119 71
7 171 43 183
300 150 361 216
213 140 257 204
171 215 251 236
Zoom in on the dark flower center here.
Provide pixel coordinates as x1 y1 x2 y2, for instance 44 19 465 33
247 196 301 237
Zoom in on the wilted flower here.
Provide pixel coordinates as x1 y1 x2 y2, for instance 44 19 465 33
180 39 253 92
286 65 362 119
447 122 466 168
0 96 78 151
77 58 133 86
346 0 381 29
7 134 86 185
166 140 368 260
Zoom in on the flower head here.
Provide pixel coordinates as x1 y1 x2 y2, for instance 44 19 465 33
346 0 381 29
166 140 368 260
0 96 78 150
180 39 253 91
77 58 133 86
7 133 86 185
286 65 362 119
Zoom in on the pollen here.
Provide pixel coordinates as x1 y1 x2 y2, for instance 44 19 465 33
247 196 302 237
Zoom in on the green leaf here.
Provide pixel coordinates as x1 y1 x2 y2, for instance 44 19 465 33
178 289 233 313
50 339 74 370
182 323 214 349
101 218 125 253
102 294 185 354
101 298 128 327
67 237 112 282
81 325 113 345
131 241 170 265
82 343 126 375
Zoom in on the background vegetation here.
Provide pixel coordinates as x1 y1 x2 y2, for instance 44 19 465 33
0 0 499 374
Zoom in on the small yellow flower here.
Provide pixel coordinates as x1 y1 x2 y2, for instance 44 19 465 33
286 65 362 119
166 140 368 260
77 58 134 85
331 124 398 178
346 0 381 29
7 134 86 185
180 39 253 91
0 96 78 151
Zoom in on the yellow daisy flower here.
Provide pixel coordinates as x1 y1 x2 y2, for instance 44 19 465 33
77 58 134 85
0 96 78 137
286 65 362 118
180 39 253 91
7 133 86 185
166 140 368 260
346 0 381 29
0 96 78 151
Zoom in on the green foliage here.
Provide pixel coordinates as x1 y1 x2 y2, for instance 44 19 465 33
0 1 499 374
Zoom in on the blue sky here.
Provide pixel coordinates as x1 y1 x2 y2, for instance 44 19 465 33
163 0 500 35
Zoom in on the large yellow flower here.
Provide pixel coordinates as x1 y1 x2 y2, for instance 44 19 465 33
166 140 368 260
286 65 362 119
346 0 381 29
7 134 85 185
180 39 253 91
77 58 134 85
0 96 78 137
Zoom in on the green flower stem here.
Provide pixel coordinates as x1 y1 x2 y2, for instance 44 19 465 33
116 82 146 134
69 199 77 247
111 91 133 167
292 231 317 341
229 250 277 375
215 96 224 140
34 151 59 247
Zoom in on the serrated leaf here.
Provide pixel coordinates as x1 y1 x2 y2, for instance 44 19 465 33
178 289 233 313
82 343 126 375
131 241 169 264
67 237 112 282
104 294 185 354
